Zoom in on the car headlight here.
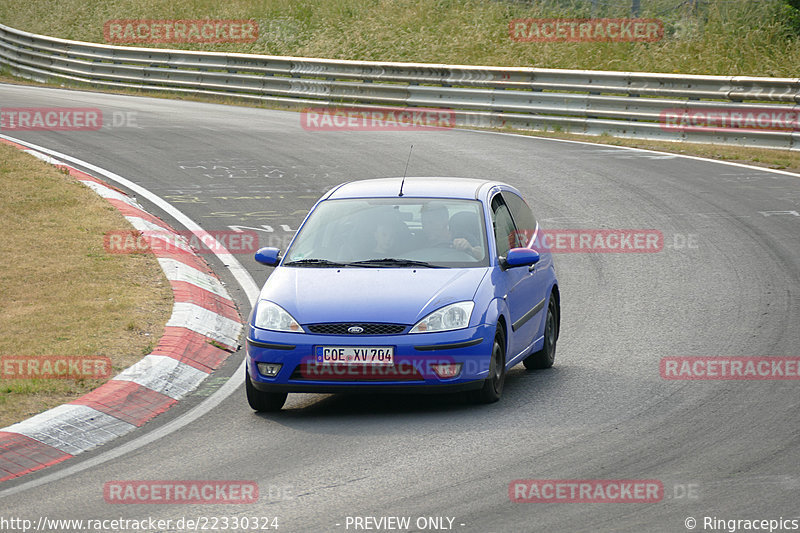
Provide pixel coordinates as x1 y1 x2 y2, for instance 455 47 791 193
254 300 304 333
409 301 474 334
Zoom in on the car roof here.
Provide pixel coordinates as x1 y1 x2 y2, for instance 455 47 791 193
326 177 501 200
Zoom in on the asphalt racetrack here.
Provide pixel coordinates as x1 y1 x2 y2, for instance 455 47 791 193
1 83 799 533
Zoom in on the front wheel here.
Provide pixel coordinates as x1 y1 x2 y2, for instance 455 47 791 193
246 369 287 412
469 330 506 404
523 295 558 370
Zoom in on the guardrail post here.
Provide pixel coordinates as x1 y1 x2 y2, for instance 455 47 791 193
0 21 797 151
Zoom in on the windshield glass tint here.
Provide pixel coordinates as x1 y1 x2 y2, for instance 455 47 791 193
285 198 489 267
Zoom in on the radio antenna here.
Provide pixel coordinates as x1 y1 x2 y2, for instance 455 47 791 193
399 145 413 197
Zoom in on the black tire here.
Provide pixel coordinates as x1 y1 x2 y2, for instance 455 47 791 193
470 330 506 404
246 370 287 412
523 295 558 370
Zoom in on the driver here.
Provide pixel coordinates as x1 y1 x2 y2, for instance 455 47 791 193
420 204 482 259
372 221 396 256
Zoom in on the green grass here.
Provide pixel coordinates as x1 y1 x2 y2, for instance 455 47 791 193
1 0 799 76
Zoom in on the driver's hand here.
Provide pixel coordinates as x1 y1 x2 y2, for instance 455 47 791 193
452 238 481 259
452 238 471 251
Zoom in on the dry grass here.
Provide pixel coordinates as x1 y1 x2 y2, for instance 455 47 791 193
2 0 798 169
488 128 800 174
0 142 173 427
0 0 799 76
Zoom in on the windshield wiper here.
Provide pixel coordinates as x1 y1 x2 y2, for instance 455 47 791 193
348 258 444 268
283 258 349 267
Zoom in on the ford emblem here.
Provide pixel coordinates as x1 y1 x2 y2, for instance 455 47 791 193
348 326 364 334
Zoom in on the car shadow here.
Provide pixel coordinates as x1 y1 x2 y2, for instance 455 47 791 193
252 363 574 433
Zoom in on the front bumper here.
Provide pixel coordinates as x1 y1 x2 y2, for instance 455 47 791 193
246 324 494 394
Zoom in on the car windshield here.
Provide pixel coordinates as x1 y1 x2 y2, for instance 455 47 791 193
284 198 489 268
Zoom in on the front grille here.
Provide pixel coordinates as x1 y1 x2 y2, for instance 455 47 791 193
305 323 407 335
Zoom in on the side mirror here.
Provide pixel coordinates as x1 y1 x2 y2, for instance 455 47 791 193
502 248 540 270
254 247 281 266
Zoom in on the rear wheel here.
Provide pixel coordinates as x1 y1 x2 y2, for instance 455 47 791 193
246 369 287 412
470 330 506 404
523 295 558 370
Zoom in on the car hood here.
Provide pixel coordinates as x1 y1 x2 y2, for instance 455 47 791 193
258 267 490 325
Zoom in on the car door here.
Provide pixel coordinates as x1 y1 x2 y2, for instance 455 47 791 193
492 191 549 358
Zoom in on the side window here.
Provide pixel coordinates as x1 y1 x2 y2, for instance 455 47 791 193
502 192 537 248
491 194 517 257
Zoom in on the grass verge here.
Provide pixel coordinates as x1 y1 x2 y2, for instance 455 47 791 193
487 128 800 174
1 0 799 76
0 141 172 428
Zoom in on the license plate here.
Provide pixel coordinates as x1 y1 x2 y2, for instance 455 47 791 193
315 346 394 365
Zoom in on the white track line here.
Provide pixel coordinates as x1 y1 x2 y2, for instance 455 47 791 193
0 134 259 498
2 119 794 496
472 129 800 178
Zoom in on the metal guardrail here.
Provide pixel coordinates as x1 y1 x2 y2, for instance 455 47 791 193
1 22 798 150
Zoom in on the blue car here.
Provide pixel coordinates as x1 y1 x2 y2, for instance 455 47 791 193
246 177 560 411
